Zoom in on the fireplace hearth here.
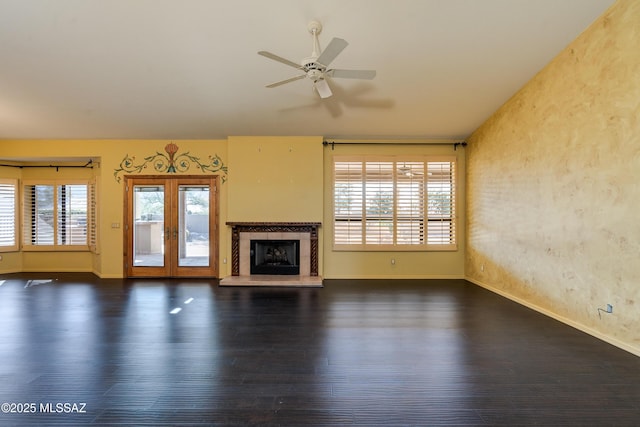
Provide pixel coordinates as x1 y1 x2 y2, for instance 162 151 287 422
250 239 300 275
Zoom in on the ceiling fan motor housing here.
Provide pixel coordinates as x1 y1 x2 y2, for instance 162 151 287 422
302 57 326 82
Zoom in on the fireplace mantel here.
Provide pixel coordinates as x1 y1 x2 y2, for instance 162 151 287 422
226 222 321 276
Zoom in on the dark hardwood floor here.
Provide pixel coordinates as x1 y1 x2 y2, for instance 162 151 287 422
0 273 638 426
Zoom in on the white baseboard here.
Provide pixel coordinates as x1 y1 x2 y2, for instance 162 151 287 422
466 276 640 358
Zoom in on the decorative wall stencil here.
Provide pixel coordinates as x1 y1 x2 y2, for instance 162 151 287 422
114 143 228 182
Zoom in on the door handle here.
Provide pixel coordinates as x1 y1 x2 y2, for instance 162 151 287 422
165 227 170 240
173 227 178 240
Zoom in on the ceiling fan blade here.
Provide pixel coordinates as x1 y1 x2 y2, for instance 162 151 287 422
258 51 302 70
314 79 333 98
328 69 376 80
316 37 348 67
266 75 306 88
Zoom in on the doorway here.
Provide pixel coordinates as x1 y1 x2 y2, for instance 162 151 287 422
124 176 219 277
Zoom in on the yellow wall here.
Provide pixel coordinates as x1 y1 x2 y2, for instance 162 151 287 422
466 0 640 355
20 164 96 273
0 148 100 274
322 141 466 279
0 139 228 278
1 135 465 279
227 136 323 223
224 136 324 277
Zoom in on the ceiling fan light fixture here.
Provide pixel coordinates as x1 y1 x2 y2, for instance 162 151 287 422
258 21 377 100
306 68 324 82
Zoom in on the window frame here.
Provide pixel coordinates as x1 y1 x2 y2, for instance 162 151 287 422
0 179 19 252
332 155 457 252
22 180 91 251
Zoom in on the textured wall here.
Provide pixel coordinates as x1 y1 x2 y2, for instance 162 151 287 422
466 0 640 354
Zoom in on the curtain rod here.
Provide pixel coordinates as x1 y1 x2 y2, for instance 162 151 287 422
322 140 467 150
0 160 95 170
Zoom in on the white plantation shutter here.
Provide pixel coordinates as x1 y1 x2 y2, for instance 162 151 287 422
426 160 455 245
396 162 425 245
333 156 456 250
0 180 18 250
334 161 363 244
23 182 89 248
57 184 88 245
365 161 394 244
88 179 98 253
24 184 55 245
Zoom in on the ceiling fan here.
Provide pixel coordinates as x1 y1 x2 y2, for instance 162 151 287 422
398 163 425 177
258 21 376 99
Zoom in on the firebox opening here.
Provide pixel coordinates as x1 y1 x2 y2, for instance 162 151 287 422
250 239 300 275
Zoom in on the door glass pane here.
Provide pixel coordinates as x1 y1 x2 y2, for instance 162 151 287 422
178 185 209 267
133 186 165 267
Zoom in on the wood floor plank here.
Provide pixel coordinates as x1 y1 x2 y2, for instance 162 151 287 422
0 273 639 425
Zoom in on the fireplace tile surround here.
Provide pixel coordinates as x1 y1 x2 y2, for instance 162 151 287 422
220 222 322 287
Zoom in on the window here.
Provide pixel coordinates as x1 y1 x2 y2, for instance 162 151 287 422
22 181 90 249
333 156 456 250
0 179 18 251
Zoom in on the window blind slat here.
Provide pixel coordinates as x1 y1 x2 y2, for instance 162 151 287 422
426 161 455 245
23 182 90 248
334 161 364 244
396 162 424 244
24 185 55 245
334 157 455 250
88 179 98 252
57 184 88 245
0 181 17 248
365 162 394 244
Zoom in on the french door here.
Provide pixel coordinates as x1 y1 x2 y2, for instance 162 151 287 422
124 176 219 277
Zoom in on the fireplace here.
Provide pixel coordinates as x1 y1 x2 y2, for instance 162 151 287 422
250 239 300 275
225 222 320 277
221 222 322 287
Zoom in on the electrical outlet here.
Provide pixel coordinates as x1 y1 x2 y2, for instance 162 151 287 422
480 263 485 272
598 303 614 319
391 258 395 265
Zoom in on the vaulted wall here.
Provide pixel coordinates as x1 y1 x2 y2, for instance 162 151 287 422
466 0 639 355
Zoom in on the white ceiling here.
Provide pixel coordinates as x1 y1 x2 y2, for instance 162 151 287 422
0 0 614 140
